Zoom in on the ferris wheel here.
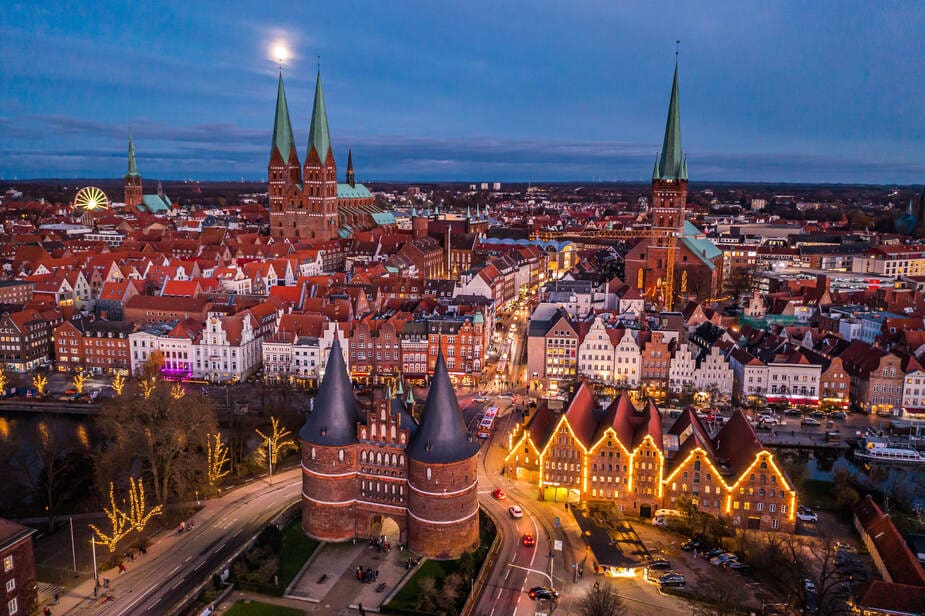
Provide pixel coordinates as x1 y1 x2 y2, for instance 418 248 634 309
73 186 109 210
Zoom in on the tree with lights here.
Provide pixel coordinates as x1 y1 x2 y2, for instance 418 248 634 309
170 382 186 400
32 373 48 396
72 371 87 395
206 433 231 489
89 482 132 553
0 367 8 395
112 373 126 396
140 378 156 400
125 476 163 532
256 416 296 466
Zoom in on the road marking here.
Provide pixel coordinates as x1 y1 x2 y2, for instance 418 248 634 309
232 529 242 538
489 608 495 616
184 556 192 563
171 578 184 590
193 562 203 571
114 585 156 616
496 587 503 599
168 565 180 576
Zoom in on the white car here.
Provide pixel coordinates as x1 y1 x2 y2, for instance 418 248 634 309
473 394 490 403
758 415 779 425
509 505 524 519
797 509 818 523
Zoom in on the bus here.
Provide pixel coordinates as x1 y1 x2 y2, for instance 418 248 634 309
478 406 499 439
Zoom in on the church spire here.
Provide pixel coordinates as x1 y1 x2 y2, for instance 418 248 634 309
307 69 332 163
346 148 356 186
127 131 139 177
271 72 297 164
655 59 684 181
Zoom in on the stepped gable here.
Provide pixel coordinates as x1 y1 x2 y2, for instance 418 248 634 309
390 392 418 438
564 381 599 448
712 409 763 475
406 350 478 464
298 338 363 446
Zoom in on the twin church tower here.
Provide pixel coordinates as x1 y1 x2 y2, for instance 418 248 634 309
268 70 372 242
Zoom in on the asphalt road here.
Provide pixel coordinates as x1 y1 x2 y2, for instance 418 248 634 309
65 475 300 616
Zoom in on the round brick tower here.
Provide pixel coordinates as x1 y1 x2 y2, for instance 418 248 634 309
406 351 481 559
299 338 364 541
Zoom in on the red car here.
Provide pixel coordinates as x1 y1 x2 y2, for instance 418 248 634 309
492 488 506 500
522 533 536 546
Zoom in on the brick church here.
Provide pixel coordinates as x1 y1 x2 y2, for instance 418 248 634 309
624 61 724 301
267 71 376 242
299 339 481 559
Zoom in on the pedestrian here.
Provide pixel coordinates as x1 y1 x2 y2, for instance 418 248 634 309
43 607 51 616
53 592 59 605
578 567 583 578
375 569 379 581
359 603 365 616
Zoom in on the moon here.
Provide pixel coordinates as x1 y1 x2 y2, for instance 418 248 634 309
272 43 290 64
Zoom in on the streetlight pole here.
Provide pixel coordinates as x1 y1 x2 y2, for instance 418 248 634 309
69 516 77 576
268 440 273 485
90 536 98 587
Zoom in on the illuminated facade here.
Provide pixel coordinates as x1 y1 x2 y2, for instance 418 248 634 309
506 381 797 532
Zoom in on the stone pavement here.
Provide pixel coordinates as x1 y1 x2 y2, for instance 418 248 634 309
287 541 421 613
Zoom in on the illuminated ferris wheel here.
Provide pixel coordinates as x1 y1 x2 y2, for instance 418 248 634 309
73 186 109 210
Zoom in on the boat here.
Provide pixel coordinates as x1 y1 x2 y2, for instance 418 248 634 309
854 436 925 465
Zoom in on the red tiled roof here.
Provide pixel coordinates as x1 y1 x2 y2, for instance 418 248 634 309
856 581 925 614
855 495 925 587
564 382 598 448
713 410 764 476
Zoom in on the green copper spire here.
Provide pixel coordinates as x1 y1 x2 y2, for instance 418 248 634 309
307 69 332 163
271 73 296 163
406 386 414 406
127 131 140 177
655 61 684 180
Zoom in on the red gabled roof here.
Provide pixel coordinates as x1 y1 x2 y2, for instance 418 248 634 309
854 495 925 587
713 410 764 476
564 381 598 449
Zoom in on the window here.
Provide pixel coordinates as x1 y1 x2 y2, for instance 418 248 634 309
771 519 780 530
5 578 13 592
426 467 432 481
2 555 11 572
8 598 18 615
338 449 345 463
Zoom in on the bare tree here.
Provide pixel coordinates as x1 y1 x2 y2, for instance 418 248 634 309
577 581 626 616
690 575 749 616
95 379 218 504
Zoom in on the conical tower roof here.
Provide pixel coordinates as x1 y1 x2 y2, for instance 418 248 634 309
307 69 332 163
271 73 297 163
127 132 140 177
299 338 363 446
406 351 478 464
655 62 684 181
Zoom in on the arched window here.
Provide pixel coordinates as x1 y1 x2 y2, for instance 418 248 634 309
376 452 382 465
390 454 397 466
400 434 406 444
426 467 432 481
371 423 377 439
391 425 397 440
310 447 316 460
338 449 345 462
360 451 367 463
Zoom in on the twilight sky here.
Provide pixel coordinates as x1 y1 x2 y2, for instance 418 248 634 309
1 1 923 184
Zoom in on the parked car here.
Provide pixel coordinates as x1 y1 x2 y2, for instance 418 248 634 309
473 394 490 403
521 533 536 546
785 408 803 416
724 560 750 571
528 586 559 600
810 410 826 419
658 572 686 588
492 488 506 500
797 509 819 523
680 539 704 552
705 548 726 560
802 417 822 426
758 415 779 425
830 411 847 420
647 559 671 570
804 578 816 593
508 505 523 519
710 553 738 566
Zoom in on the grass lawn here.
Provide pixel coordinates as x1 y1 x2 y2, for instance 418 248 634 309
224 600 305 616
386 559 462 611
278 520 319 587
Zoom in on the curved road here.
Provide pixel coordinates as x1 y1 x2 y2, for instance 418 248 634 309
66 475 300 616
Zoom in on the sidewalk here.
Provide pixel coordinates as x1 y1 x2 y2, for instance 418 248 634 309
56 468 301 615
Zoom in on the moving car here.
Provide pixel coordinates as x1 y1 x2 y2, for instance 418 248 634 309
657 572 686 588
521 533 536 546
796 509 818 523
528 586 559 601
492 488 506 500
508 505 523 519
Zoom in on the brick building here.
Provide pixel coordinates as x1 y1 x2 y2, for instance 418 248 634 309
54 316 134 373
0 308 51 371
0 519 37 616
299 341 479 559
506 382 797 532
0 282 32 306
123 295 211 326
268 72 375 243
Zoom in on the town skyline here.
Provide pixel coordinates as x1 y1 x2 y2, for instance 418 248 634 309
2 1 923 183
